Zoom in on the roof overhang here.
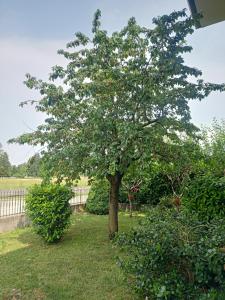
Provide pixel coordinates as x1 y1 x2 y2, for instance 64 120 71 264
187 0 225 28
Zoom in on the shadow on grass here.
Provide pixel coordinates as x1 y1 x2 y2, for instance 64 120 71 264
0 213 139 300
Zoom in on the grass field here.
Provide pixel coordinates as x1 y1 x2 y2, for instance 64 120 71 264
0 213 139 300
0 177 89 190
0 178 42 190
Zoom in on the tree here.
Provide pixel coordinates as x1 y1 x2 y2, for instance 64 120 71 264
10 10 224 238
155 138 203 196
0 144 11 176
11 163 27 178
201 119 225 176
27 153 41 177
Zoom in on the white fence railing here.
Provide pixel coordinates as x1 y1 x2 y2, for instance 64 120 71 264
0 187 90 217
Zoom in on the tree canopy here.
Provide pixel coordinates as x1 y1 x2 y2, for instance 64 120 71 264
0 143 11 177
27 153 42 177
10 9 224 237
201 119 225 176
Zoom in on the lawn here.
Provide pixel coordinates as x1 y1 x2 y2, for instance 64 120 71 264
0 213 139 300
0 178 42 190
0 177 89 190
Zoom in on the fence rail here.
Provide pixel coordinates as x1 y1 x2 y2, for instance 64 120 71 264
0 187 90 218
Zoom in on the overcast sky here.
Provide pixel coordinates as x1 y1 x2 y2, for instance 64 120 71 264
0 0 225 165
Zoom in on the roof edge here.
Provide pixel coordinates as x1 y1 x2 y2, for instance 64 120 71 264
187 0 201 28
187 0 198 15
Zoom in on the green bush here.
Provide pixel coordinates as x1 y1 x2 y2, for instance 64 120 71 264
183 175 225 221
135 172 173 205
158 195 174 208
85 180 109 215
26 184 73 243
86 172 172 213
116 208 225 299
85 179 127 215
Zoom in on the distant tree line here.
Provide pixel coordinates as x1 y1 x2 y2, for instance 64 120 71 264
0 144 41 177
0 143 11 177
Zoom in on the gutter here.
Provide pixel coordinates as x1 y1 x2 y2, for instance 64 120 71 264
187 0 201 28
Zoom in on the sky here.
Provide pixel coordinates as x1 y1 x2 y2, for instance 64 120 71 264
0 0 225 165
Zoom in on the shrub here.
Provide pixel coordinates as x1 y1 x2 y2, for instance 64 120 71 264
135 172 173 205
26 184 73 243
158 195 174 208
86 179 127 215
183 175 225 221
85 180 109 215
86 172 172 213
116 208 225 299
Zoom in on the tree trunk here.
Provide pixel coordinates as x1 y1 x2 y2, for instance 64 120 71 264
107 172 122 239
129 198 133 218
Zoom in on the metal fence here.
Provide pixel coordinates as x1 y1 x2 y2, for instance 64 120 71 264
70 187 90 205
0 187 90 218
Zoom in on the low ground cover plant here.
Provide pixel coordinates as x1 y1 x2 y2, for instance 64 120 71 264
26 184 73 243
116 207 225 299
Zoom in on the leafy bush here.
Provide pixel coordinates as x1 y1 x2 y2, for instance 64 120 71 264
135 172 173 205
86 179 127 215
86 173 173 214
116 208 225 299
26 184 73 243
183 175 225 221
85 180 109 215
158 195 174 208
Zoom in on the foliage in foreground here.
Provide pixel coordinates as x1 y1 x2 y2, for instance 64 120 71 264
26 184 73 243
183 174 225 221
116 207 225 299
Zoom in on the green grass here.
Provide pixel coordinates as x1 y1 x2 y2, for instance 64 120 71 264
0 178 42 190
0 213 139 300
0 177 89 190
